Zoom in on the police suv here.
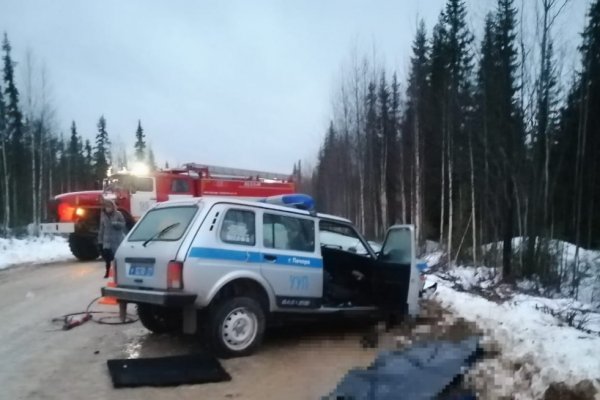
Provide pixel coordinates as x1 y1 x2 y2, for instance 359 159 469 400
103 194 422 358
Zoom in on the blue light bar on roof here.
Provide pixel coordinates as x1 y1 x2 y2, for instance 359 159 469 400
258 194 315 211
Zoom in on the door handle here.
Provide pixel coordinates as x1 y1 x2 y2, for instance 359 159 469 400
263 254 277 263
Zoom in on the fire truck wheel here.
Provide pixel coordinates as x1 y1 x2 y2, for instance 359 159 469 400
68 234 100 261
137 304 182 334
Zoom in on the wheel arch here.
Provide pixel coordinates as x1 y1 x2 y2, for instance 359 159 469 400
207 273 274 312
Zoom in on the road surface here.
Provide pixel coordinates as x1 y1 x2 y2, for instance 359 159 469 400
0 261 395 400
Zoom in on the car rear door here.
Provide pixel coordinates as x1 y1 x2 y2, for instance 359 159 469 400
259 210 322 309
372 225 417 315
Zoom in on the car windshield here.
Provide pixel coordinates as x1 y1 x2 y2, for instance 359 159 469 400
103 175 128 192
128 205 199 242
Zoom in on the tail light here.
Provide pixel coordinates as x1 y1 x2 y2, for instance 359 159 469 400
57 202 75 222
167 261 183 290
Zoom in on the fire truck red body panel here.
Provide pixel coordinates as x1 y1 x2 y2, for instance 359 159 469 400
50 164 295 224
42 163 296 260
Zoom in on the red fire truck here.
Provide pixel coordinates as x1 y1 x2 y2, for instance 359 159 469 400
40 163 296 260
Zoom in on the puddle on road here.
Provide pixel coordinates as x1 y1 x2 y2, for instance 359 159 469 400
121 328 203 359
124 337 142 359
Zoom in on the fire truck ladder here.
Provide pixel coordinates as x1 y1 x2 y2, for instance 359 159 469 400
183 163 292 182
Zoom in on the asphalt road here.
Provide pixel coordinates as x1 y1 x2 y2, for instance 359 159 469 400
0 261 384 400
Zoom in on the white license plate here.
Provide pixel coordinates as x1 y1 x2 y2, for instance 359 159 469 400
128 264 154 277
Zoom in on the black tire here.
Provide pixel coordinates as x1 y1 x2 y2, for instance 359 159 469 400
206 297 266 358
137 304 182 334
68 234 100 261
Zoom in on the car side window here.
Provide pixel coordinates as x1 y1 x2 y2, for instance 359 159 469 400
263 213 315 252
133 177 154 192
319 220 369 256
380 229 413 264
220 209 255 246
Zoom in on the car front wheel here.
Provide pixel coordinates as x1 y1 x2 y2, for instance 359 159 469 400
206 297 266 358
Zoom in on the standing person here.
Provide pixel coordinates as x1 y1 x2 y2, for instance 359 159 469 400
98 199 126 278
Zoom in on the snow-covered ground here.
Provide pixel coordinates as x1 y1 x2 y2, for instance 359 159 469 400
424 239 600 398
431 274 600 398
0 236 73 270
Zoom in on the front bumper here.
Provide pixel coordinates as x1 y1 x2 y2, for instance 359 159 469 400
101 287 197 307
39 222 75 234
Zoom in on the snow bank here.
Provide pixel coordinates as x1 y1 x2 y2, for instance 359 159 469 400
430 275 600 398
480 238 600 309
0 236 73 270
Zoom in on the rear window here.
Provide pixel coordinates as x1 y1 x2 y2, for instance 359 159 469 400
128 205 198 242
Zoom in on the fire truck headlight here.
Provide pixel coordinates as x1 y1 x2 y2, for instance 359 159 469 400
75 207 86 217
132 162 150 176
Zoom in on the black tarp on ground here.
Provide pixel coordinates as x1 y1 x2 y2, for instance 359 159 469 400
107 353 231 388
324 336 481 400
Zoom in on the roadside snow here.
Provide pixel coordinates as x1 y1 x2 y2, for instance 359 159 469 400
430 274 600 398
423 250 444 268
482 238 600 309
0 236 72 270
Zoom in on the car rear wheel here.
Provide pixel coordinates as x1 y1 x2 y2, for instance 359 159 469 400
206 297 266 358
137 304 182 334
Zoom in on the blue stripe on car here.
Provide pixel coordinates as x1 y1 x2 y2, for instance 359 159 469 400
188 247 323 268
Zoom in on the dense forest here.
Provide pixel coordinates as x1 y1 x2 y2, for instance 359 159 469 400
0 33 158 235
311 0 600 284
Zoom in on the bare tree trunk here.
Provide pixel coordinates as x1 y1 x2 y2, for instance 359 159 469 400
380 147 388 235
469 129 477 266
37 127 44 225
447 141 453 267
31 125 37 235
454 213 473 265
587 156 596 249
572 71 590 298
447 124 453 267
514 178 524 272
414 96 422 250
400 151 407 224
440 115 446 249
0 138 9 232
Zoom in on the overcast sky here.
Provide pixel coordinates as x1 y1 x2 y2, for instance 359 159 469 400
0 0 590 174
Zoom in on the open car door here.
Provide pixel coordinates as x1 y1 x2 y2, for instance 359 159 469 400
372 225 417 317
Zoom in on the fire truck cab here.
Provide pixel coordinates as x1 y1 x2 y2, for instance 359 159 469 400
40 164 296 261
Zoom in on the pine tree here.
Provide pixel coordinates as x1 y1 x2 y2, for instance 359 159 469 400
83 139 93 185
364 81 378 239
429 17 449 247
68 121 80 191
134 120 146 162
377 73 391 234
403 20 430 247
493 0 522 280
553 0 600 291
0 80 8 231
93 115 110 185
147 146 157 171
3 33 26 226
